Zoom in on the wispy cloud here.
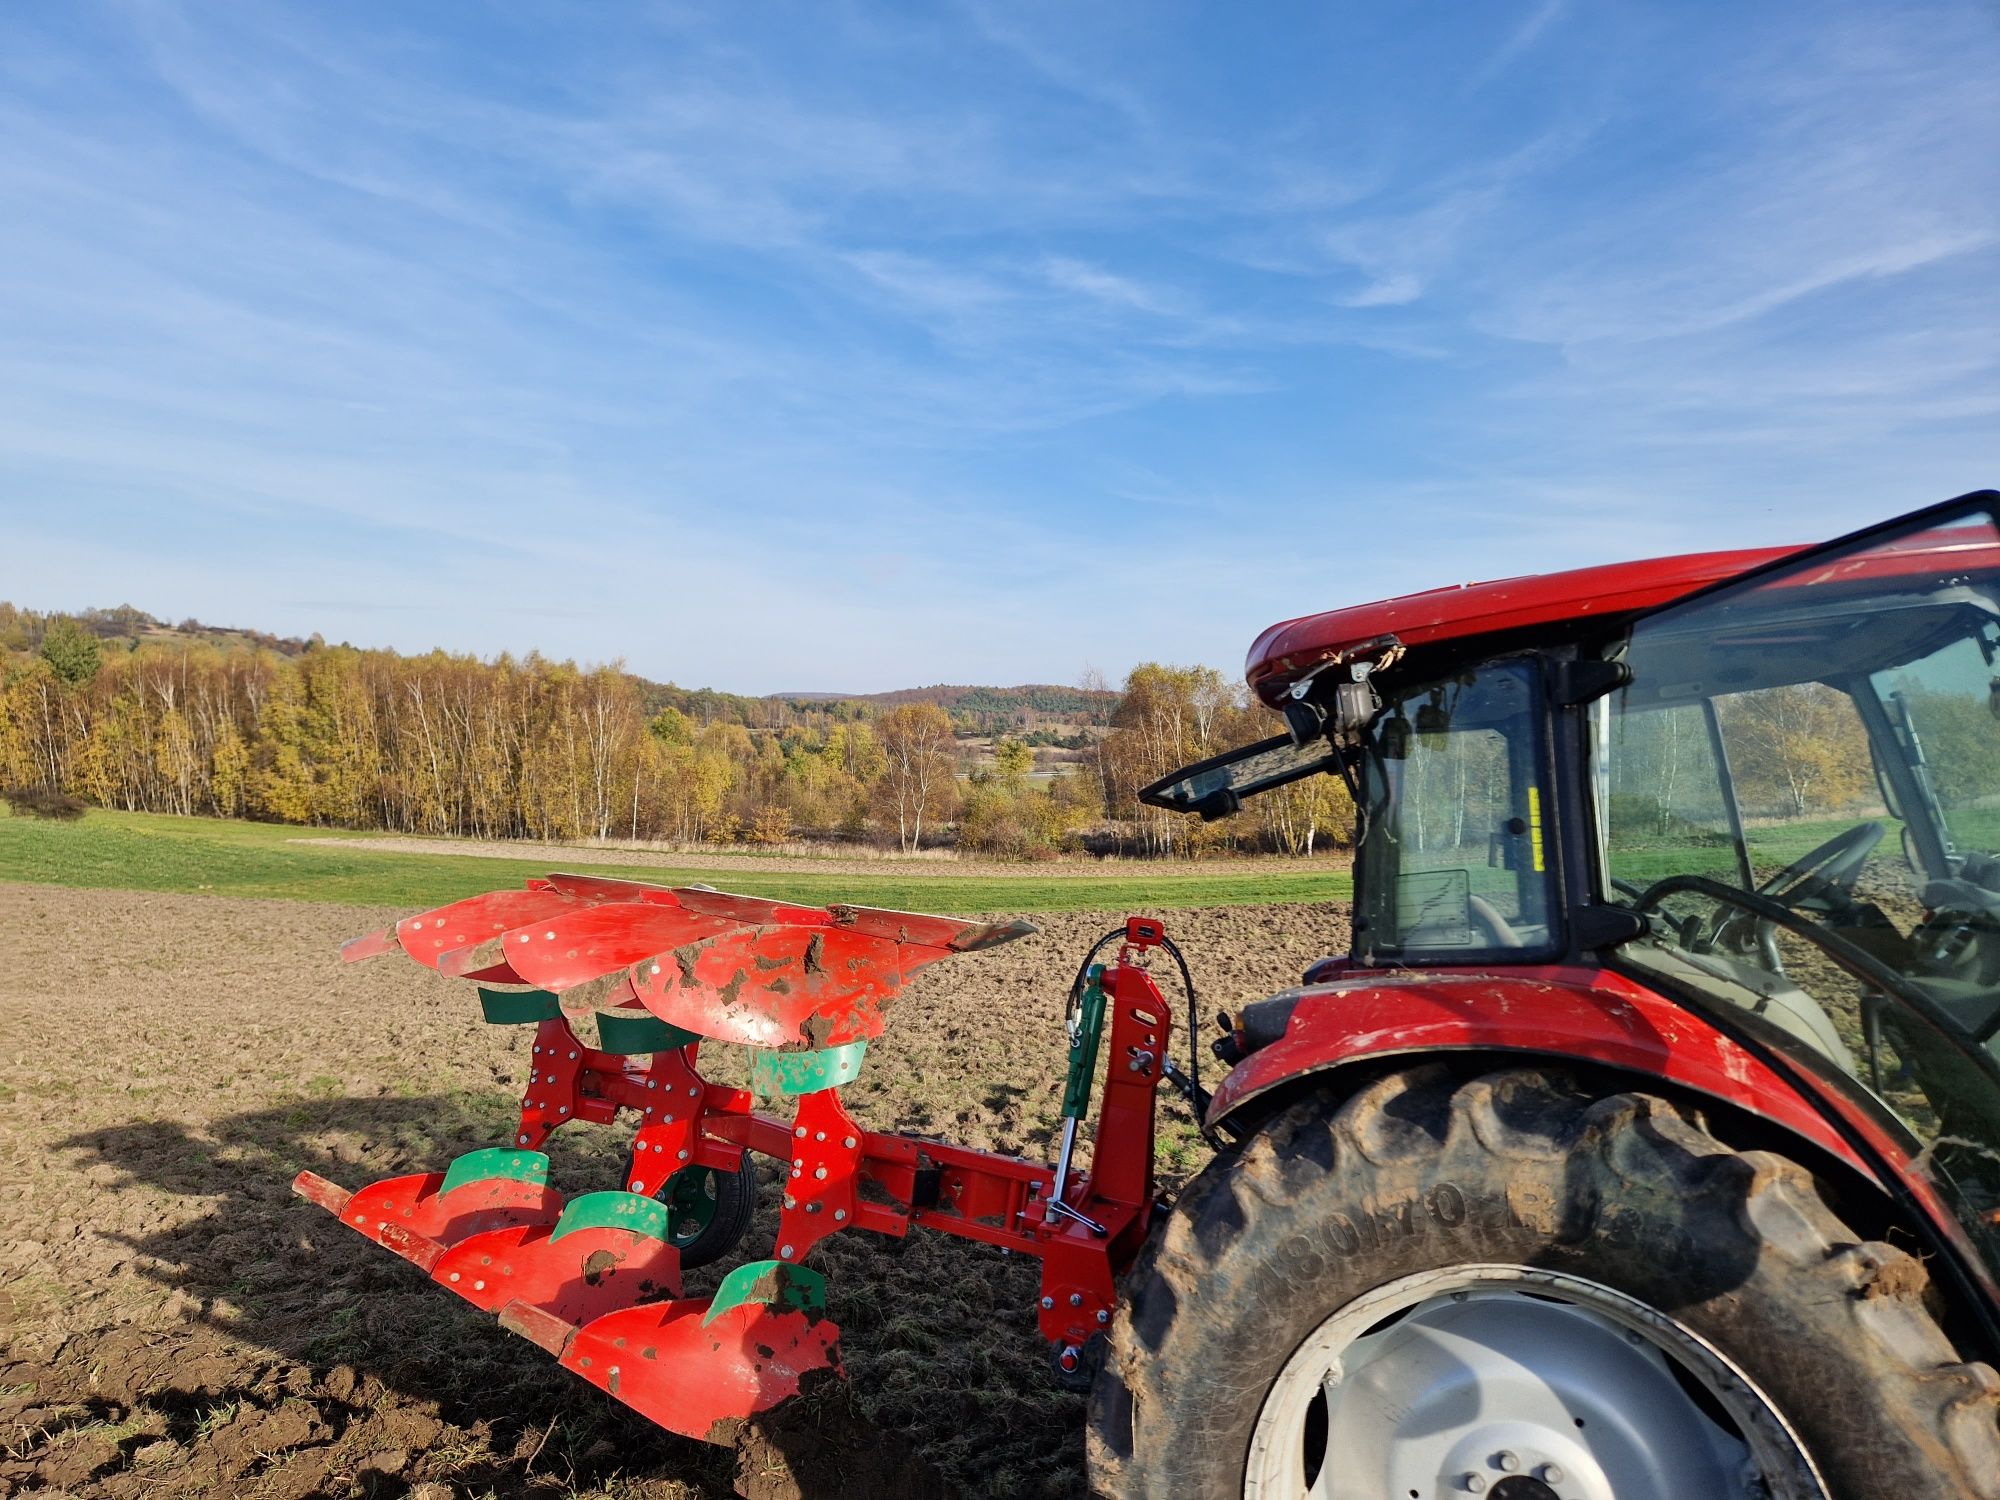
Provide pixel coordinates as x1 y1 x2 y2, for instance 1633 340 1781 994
1034 256 1183 317
1471 0 1569 88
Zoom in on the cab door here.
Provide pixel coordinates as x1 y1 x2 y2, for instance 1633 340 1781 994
1607 490 2000 1298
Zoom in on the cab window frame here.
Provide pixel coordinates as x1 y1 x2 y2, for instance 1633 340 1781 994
1352 654 1567 969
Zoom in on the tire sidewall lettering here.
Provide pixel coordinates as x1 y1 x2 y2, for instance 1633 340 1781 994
1275 1232 1327 1285
1326 1213 1361 1256
1319 1181 1474 1257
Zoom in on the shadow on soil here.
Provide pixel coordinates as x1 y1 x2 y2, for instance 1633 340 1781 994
22 1093 1070 1499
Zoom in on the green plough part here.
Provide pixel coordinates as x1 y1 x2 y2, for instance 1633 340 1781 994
1061 966 1109 1121
440 1147 550 1195
595 1009 700 1055
703 1260 827 1325
749 1040 869 1097
478 987 562 1025
550 1190 671 1244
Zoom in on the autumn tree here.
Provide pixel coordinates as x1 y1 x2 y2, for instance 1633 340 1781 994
580 663 641 841
1095 663 1261 854
992 737 1034 780
248 673 316 824
874 703 959 852
649 707 692 747
1721 683 1871 819
1260 770 1353 856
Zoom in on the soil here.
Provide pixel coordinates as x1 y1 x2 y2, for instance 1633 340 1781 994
0 884 1346 1499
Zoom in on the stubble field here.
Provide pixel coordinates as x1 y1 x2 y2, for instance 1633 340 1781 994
0 882 1348 1500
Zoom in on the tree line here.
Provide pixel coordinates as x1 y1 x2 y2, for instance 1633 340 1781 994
0 616 1352 858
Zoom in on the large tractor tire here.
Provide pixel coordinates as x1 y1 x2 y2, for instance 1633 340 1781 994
1087 1064 2000 1500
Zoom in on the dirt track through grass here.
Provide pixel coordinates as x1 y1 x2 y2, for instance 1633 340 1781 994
0 883 1348 1498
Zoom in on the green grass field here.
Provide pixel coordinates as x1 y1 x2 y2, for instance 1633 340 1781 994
0 809 1352 914
1607 813 1908 886
4 806 1932 918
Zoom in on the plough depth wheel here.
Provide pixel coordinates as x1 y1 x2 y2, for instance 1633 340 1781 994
662 1157 758 1270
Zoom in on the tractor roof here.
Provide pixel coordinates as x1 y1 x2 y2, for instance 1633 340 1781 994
1245 543 1800 705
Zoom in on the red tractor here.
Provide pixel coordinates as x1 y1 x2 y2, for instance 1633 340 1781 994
304 492 2000 1499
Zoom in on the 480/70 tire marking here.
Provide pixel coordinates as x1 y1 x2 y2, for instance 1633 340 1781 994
1324 1182 1467 1256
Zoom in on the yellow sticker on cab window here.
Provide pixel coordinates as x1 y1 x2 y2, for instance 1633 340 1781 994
1528 785 1546 872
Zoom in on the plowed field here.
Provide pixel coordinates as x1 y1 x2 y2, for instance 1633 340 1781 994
0 885 1347 1499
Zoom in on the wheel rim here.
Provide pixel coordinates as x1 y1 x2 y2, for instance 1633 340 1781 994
1243 1264 1825 1500
664 1166 719 1247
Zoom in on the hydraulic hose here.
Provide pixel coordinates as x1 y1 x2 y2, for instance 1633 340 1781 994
1061 925 1216 1148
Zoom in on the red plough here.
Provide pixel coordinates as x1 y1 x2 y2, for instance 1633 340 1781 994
297 875 1179 1443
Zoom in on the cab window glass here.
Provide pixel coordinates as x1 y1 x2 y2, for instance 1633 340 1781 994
1602 510 2000 1272
1600 701 1740 895
1358 661 1554 960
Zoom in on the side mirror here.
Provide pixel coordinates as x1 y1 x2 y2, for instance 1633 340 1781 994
1281 698 1323 745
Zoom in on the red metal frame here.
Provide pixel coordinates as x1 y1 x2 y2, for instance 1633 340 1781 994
298 884 1173 1443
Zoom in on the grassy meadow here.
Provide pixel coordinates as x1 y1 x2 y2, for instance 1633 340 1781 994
0 808 1353 913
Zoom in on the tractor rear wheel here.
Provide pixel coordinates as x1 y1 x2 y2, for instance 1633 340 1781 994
1087 1064 2000 1500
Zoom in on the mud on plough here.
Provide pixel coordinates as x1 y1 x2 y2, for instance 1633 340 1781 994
295 874 1180 1445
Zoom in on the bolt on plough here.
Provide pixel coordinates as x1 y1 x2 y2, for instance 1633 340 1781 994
296 873 1188 1445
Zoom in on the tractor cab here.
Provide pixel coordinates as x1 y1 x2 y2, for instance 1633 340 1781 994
1148 491 2000 1292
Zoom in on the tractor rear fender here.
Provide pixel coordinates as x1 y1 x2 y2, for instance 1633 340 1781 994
1205 965 1877 1184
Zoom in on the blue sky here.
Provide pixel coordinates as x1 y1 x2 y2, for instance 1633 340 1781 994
1 2 1996 694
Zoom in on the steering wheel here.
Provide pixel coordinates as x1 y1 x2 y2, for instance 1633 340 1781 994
1755 821 1883 910
1627 821 1884 960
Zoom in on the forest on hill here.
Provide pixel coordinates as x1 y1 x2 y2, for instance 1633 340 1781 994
0 603 1111 736
0 601 1345 858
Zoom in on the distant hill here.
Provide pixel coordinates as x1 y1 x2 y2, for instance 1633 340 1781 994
0 601 322 658
773 683 1114 716
2 602 1116 733
647 681 1113 734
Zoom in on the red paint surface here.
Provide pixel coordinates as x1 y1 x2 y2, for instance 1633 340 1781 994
1246 545 1797 702
1246 521 2000 704
1207 966 1873 1178
549 1292 842 1443
346 875 1030 1050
